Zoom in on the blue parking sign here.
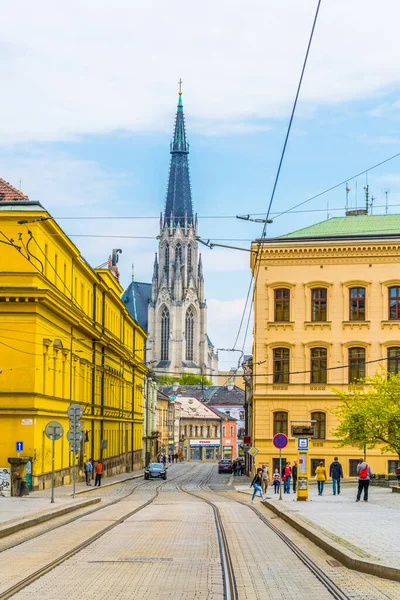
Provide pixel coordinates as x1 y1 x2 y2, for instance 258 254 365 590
16 441 24 452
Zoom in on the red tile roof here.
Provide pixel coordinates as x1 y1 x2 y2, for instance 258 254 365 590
0 178 29 202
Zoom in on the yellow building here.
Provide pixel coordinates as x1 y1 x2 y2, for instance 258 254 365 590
0 180 147 490
250 211 400 478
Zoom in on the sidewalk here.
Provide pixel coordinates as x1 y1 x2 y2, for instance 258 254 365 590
239 483 400 568
0 469 143 529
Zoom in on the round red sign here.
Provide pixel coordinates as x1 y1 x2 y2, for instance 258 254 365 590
272 433 288 449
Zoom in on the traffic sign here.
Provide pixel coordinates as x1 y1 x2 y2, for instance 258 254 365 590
67 404 83 419
273 433 288 449
169 395 176 402
16 441 23 452
45 421 64 441
247 446 259 457
297 437 309 451
66 429 83 443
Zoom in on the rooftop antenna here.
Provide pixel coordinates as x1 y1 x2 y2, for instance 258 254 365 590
345 182 351 210
326 197 330 220
385 189 390 214
19 178 22 191
131 263 135 281
364 184 369 214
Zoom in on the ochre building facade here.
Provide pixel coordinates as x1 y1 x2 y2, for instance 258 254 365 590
0 182 147 490
250 213 400 477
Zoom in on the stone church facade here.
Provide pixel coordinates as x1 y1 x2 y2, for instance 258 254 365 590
123 91 218 381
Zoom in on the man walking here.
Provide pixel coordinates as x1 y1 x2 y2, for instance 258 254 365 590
95 460 103 487
292 460 298 493
261 463 269 496
84 458 93 486
329 457 343 495
356 458 372 502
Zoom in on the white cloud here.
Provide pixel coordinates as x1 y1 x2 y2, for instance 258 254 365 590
1 1 400 143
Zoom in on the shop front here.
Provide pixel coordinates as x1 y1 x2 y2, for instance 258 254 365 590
189 439 220 461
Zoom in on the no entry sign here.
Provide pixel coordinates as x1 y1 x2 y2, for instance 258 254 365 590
273 433 288 449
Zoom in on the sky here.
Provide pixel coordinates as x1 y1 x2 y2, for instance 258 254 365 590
2 0 400 369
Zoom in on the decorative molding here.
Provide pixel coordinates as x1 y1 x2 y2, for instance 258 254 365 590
266 321 295 331
272 385 288 390
381 321 400 330
310 385 326 391
304 321 332 331
342 321 371 331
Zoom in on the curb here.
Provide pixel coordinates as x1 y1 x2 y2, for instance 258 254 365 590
73 472 143 496
0 497 101 539
259 496 400 583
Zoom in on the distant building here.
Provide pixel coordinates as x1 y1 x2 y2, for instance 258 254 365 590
178 396 223 461
123 91 218 380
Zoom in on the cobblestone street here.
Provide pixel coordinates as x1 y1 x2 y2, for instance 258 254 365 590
0 464 399 600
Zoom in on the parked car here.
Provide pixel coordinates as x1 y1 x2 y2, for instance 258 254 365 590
218 459 233 474
144 462 167 480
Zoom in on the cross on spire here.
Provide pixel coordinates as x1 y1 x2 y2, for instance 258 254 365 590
178 78 183 95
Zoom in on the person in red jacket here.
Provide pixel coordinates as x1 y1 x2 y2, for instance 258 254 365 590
95 460 103 487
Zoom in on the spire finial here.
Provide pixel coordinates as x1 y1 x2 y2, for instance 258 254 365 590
178 78 183 95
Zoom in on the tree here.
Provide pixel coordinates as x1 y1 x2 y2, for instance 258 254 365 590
156 373 212 386
333 371 400 460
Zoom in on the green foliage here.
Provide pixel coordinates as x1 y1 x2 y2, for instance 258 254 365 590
156 373 212 386
332 371 400 459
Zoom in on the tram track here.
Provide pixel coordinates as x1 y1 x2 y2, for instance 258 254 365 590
0 464 194 600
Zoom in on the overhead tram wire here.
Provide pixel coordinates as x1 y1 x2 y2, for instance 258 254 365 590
233 0 323 365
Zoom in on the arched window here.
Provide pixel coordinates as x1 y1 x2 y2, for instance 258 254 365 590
274 288 290 322
160 306 170 361
311 412 326 439
175 243 182 264
310 348 327 383
388 347 400 374
187 244 192 278
273 411 288 435
348 347 365 382
164 244 169 283
185 306 195 361
273 348 290 383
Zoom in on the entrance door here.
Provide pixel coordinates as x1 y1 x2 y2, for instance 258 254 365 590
205 447 215 460
190 447 202 460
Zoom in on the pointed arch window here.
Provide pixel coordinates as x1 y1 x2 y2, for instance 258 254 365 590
175 243 182 264
185 306 195 361
187 244 192 279
164 244 170 284
161 306 170 361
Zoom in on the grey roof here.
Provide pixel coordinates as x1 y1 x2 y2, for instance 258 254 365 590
121 280 151 333
207 406 236 422
158 385 244 406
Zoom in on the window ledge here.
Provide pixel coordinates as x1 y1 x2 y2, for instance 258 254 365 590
267 321 295 330
304 321 331 330
342 321 370 330
309 385 326 391
381 320 400 329
272 385 288 390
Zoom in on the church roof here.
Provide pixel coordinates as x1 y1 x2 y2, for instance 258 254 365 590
0 178 29 202
121 280 152 333
164 91 193 227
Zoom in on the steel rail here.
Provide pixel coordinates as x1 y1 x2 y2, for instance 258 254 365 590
0 465 194 600
181 479 238 600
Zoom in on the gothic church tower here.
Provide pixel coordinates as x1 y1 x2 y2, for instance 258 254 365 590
146 90 218 380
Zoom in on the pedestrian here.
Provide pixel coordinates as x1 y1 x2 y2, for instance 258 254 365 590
272 469 281 494
235 460 241 476
356 458 372 502
315 461 327 495
95 460 103 487
162 454 167 466
240 459 245 476
250 468 264 503
283 462 291 494
329 457 343 495
292 460 298 493
84 458 93 486
261 463 269 496
174 453 178 464
232 459 237 476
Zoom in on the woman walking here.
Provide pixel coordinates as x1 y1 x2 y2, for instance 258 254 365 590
283 462 291 494
250 468 264 503
315 461 327 496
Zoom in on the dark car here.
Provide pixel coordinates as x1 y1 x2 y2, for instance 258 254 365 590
218 459 233 474
144 462 167 480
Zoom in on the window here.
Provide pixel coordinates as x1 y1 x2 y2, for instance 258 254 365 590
311 412 326 439
160 306 170 361
388 347 400 374
187 244 192 278
164 244 170 283
224 410 230 416
199 426 203 437
311 458 325 476
207 426 211 437
239 411 245 420
185 306 195 361
183 425 187 437
189 425 193 436
273 457 286 474
348 347 366 383
273 411 288 435
310 348 327 383
274 288 290 322
273 348 290 383
311 288 327 321
349 459 358 477
195 426 198 436
389 286 400 320
388 460 400 473
175 242 182 264
349 287 365 321
222 426 226 437
214 426 218 437
230 426 233 437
